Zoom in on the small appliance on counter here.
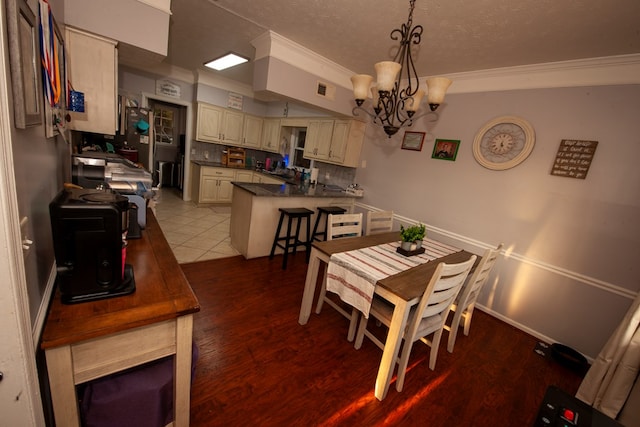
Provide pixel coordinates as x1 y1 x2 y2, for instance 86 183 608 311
49 188 136 304
72 152 152 232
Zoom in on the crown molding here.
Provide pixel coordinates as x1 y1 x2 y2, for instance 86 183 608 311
444 54 640 94
252 30 640 94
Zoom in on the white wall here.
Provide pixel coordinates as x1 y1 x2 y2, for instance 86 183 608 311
355 84 640 359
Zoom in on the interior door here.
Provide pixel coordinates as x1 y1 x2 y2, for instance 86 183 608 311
149 100 185 187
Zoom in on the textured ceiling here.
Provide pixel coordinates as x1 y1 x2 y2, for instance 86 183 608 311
119 0 640 86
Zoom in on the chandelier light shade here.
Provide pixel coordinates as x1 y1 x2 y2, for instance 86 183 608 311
351 74 374 102
426 77 453 109
351 0 452 137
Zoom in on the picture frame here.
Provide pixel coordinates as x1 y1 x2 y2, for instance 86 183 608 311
5 0 42 128
432 139 460 161
401 131 425 151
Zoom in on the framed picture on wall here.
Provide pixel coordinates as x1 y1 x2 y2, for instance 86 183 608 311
432 139 460 161
5 0 42 128
401 131 425 151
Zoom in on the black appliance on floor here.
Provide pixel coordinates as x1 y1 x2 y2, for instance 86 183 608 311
49 188 136 304
534 385 623 426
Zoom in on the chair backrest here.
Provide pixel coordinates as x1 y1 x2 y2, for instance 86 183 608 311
406 255 477 337
327 213 363 240
456 243 503 312
365 210 394 235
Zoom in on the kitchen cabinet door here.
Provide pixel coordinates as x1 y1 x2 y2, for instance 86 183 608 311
217 178 234 202
261 119 281 153
199 175 219 203
304 120 334 160
221 109 244 145
327 120 366 166
195 166 236 203
242 115 263 148
328 120 351 163
65 27 118 135
235 171 254 182
196 103 223 143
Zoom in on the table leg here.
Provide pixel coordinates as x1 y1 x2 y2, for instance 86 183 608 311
174 314 194 427
374 299 411 401
299 247 321 325
46 345 81 427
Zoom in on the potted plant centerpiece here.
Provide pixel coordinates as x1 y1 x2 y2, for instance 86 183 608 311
399 223 426 251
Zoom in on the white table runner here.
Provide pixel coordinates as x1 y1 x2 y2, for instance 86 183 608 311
326 238 461 318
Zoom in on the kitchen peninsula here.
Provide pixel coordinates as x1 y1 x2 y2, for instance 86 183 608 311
230 182 361 259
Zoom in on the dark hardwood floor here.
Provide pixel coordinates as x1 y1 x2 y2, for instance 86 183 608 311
181 253 584 426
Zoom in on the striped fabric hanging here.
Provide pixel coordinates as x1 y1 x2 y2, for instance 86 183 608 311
39 0 60 107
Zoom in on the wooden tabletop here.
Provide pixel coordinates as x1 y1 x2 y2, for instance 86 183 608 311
41 208 200 349
312 231 479 302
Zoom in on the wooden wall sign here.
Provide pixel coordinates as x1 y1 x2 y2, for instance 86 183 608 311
550 139 599 179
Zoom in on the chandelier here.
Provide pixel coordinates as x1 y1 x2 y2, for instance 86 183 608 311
350 0 452 137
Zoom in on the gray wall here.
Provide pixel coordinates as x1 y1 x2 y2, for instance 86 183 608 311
8 0 70 330
355 84 640 358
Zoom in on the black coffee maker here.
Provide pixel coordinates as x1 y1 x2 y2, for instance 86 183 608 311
49 188 136 304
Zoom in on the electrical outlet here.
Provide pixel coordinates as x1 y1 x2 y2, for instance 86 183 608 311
191 149 196 155
361 160 367 168
204 151 209 159
325 172 330 180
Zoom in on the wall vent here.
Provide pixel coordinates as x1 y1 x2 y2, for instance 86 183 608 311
316 81 336 101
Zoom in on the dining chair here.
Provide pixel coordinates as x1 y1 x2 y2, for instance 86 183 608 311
315 213 363 341
445 243 503 352
354 255 476 392
365 210 394 235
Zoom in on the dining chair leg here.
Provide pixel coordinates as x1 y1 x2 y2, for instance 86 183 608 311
314 270 328 314
428 329 444 371
463 306 474 336
354 315 369 349
447 308 464 353
346 308 359 342
395 338 415 392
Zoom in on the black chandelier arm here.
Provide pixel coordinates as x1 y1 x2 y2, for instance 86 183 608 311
352 105 380 121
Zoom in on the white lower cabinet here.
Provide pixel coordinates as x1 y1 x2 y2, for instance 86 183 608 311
235 171 254 182
192 164 236 204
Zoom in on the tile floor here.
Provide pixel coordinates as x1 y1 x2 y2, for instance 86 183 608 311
151 188 240 264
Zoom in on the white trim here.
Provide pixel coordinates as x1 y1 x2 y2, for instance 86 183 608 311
134 0 172 15
355 201 637 301
445 54 640 94
0 4 45 422
252 30 640 93
32 266 57 349
251 31 355 89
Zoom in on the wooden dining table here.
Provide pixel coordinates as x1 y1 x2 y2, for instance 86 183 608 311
298 231 477 401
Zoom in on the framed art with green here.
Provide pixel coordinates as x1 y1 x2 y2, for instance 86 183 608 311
432 139 460 161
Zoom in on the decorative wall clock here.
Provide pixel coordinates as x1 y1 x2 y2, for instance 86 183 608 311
472 116 535 170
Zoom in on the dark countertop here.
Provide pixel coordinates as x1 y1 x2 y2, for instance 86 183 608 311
231 182 360 198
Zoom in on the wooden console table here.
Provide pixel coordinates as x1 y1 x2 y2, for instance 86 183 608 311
41 209 200 427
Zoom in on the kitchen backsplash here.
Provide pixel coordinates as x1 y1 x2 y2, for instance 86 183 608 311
190 140 356 189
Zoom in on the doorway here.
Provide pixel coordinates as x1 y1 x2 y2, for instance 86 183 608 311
147 99 187 192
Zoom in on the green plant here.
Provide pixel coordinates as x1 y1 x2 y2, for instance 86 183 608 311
400 223 426 243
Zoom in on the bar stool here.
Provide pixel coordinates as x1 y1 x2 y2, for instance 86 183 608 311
269 207 314 269
311 206 347 242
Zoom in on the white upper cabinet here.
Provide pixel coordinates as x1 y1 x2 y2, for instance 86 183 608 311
303 119 364 167
261 118 281 153
304 120 334 160
242 114 263 149
196 103 244 146
65 27 118 135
